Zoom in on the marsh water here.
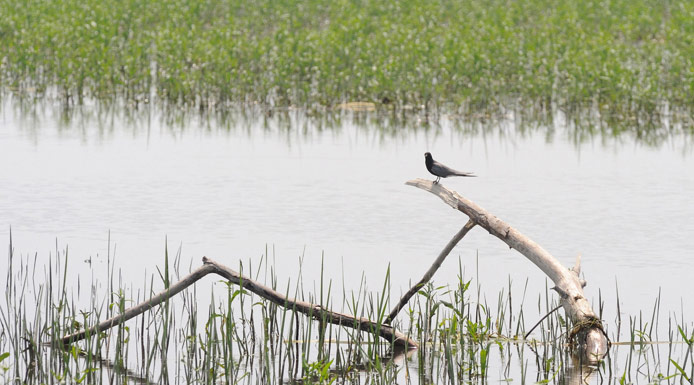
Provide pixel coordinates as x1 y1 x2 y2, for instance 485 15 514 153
1 100 693 383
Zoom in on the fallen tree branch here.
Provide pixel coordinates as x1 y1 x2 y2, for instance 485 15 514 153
406 178 608 360
385 219 476 324
60 263 215 345
60 257 417 349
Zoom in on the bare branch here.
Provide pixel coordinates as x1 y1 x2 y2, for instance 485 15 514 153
60 263 216 345
406 178 608 360
60 258 418 349
385 220 475 324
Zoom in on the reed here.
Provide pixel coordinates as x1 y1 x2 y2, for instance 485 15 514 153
1 237 692 384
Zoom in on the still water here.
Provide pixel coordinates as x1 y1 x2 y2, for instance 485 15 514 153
1 101 693 381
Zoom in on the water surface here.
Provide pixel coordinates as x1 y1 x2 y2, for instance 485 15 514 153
1 102 693 355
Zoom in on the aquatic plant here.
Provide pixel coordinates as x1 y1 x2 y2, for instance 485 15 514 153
2 235 692 384
1 0 692 119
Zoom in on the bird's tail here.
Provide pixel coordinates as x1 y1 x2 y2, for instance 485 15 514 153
454 171 476 177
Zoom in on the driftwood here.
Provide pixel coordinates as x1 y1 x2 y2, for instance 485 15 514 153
61 179 608 361
405 178 609 360
60 257 417 349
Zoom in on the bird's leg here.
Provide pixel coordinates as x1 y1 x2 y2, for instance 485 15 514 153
434 176 440 184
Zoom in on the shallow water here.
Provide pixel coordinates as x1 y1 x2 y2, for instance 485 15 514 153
1 101 693 382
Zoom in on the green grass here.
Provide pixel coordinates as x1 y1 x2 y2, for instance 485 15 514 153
1 0 693 115
2 238 694 384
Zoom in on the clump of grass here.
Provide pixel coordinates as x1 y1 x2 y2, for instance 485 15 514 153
1 0 693 120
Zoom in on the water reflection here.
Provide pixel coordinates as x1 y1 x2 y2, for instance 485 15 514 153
4 96 693 151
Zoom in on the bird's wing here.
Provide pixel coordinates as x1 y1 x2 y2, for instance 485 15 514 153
432 161 475 177
430 161 456 177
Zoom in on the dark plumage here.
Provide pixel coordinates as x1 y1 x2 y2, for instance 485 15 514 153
424 152 475 183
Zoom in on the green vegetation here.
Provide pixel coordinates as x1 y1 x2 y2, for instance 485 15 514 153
1 0 693 115
2 241 693 384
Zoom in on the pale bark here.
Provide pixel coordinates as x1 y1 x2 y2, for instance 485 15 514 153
406 178 608 359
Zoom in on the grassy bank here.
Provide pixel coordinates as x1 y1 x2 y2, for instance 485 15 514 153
1 0 693 114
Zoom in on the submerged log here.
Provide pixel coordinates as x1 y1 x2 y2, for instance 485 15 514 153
59 257 417 349
406 178 609 360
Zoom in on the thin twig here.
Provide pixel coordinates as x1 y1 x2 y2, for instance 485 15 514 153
524 304 562 340
385 219 476 324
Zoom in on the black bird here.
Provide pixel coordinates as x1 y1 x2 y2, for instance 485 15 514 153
424 152 475 184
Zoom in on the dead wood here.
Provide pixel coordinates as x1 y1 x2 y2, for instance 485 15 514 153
60 257 417 349
384 219 476 324
406 178 608 360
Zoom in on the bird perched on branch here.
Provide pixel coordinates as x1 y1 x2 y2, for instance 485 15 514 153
424 152 476 184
